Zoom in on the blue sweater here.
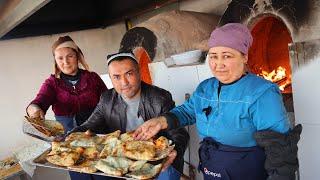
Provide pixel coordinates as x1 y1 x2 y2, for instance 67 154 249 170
170 73 290 147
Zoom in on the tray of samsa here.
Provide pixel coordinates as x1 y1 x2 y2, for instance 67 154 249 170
32 130 175 179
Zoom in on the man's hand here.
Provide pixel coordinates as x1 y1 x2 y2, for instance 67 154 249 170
133 116 168 140
161 150 177 172
27 104 45 119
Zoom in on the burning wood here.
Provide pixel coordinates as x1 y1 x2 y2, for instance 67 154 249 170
260 66 286 82
258 66 291 91
279 78 291 91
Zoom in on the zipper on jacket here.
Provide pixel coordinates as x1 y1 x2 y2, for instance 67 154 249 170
217 82 222 112
72 85 77 94
207 83 221 136
217 95 220 115
72 85 80 115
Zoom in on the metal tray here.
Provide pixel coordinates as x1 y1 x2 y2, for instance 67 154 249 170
23 117 64 142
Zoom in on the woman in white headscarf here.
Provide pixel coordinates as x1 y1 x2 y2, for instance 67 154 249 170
27 35 107 132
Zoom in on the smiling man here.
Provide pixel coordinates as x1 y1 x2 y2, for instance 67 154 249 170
70 51 189 180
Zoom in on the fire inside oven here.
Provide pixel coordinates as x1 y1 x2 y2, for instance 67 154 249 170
248 16 294 112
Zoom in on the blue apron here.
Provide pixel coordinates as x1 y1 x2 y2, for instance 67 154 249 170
55 116 75 133
55 109 93 134
198 137 267 180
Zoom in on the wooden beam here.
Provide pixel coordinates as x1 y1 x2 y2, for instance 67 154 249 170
0 0 51 38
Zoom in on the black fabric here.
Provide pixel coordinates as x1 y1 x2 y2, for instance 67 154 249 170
254 124 302 180
218 72 247 86
75 109 95 126
163 112 180 130
60 69 82 83
70 81 189 174
202 106 212 117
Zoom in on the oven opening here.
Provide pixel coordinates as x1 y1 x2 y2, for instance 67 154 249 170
248 16 294 112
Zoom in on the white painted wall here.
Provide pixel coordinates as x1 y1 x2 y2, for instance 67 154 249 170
100 74 113 89
0 23 126 160
292 57 320 180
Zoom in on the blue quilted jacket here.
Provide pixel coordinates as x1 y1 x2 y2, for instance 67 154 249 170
171 73 290 147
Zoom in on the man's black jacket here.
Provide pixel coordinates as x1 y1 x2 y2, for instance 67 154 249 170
72 81 189 174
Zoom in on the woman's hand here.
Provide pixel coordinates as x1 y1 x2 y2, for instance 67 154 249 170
27 104 44 119
133 116 168 140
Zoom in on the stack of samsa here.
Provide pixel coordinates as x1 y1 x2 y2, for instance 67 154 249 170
46 130 174 179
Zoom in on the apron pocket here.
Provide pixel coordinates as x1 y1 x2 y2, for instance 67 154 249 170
209 148 248 164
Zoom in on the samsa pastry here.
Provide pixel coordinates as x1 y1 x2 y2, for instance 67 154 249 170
95 156 133 176
119 131 135 142
46 151 80 167
68 160 98 173
123 141 156 161
154 136 169 150
99 137 121 158
126 163 162 180
65 130 94 142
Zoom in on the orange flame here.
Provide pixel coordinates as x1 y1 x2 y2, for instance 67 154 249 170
259 66 291 91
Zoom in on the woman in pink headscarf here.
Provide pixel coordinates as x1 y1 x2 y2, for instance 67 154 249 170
133 23 300 180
